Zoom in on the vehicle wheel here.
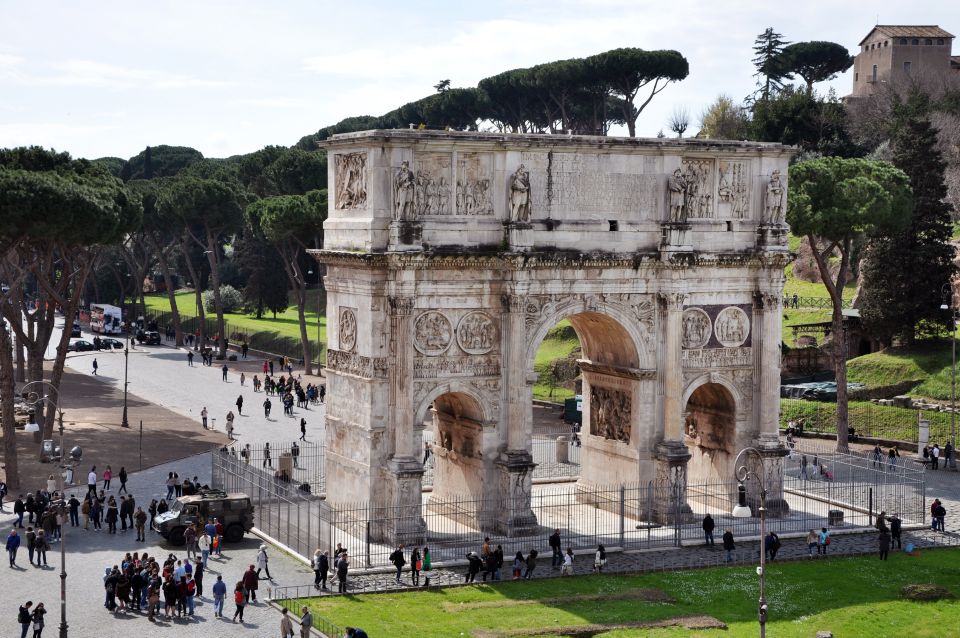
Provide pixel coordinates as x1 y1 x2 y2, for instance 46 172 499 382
225 524 245 543
168 527 186 546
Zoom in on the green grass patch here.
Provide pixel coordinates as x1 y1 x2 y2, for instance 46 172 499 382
291 549 960 638
847 341 955 400
780 398 952 442
143 290 328 344
532 321 581 401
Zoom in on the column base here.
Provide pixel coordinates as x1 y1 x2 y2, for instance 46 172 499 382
494 450 538 536
389 221 423 251
504 222 533 252
750 438 790 517
659 222 692 255
756 223 789 250
653 441 693 524
376 457 426 546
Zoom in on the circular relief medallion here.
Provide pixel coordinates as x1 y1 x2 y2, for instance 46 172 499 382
339 308 357 352
456 311 498 355
413 311 453 356
681 308 712 349
714 306 750 348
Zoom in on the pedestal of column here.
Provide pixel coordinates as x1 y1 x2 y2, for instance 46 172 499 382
494 450 538 536
756 223 789 251
504 222 533 252
389 221 423 251
749 434 790 516
653 441 693 523
659 222 692 254
379 457 426 546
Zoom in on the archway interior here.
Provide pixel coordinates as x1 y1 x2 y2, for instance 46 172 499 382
431 392 486 500
683 383 736 483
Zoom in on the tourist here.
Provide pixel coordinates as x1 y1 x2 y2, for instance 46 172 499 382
818 527 830 555
512 551 525 579
231 580 246 622
240 372 246 387
800 454 809 480
200 407 208 429
561 547 574 576
212 575 226 617
764 531 780 561
18 601 33 638
105 498 118 534
890 513 902 549
256 544 272 580
14 496 25 528
300 606 313 638
262 359 269 375
117 467 128 495
390 544 406 584
194 556 205 597
291 442 300 467
241 341 249 359
702 513 715 546
134 507 147 542
280 607 295 638
87 467 98 497
932 499 946 532
805 529 818 556
164 473 175 500
222 363 229 382
81 498 90 530
226 412 235 439
187 350 194 366
879 527 891 560
722 529 735 562
523 548 538 579
214 518 224 556
262 442 273 468
184 525 197 560
312 549 328 590
198 529 211 567
464 552 482 583
30 602 45 637
422 545 431 572
92 358 98 375
242 564 259 602
410 546 421 586
593 543 606 572
336 552 349 593
103 466 112 491
263 397 272 418
888 446 900 471
67 494 79 527
236 394 244 415
549 528 562 568
7 528 21 567
872 443 882 468
346 628 369 638
300 417 307 441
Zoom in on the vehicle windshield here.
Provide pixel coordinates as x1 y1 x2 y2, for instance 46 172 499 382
169 500 183 515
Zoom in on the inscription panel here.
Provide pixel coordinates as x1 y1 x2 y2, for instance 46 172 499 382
519 151 657 218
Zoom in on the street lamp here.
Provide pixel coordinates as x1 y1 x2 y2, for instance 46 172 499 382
731 447 769 638
121 321 130 428
940 283 957 470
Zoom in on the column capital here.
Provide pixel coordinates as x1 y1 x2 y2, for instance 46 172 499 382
753 290 781 311
658 291 687 311
500 293 527 314
388 296 416 316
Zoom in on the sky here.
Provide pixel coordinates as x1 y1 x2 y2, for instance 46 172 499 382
1 0 959 161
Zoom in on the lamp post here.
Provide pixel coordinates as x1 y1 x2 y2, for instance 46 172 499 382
121 321 130 428
732 447 768 638
940 283 957 470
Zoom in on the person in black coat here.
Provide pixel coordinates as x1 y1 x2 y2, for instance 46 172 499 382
889 513 902 549
465 552 483 583
702 513 715 546
722 529 735 562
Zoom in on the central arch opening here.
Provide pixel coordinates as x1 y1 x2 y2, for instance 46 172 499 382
429 391 488 501
683 382 736 483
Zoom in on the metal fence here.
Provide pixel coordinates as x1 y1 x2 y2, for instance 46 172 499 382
782 295 852 310
271 589 343 638
780 397 954 444
212 444 925 574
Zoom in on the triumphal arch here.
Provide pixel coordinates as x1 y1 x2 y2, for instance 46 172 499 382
313 130 793 542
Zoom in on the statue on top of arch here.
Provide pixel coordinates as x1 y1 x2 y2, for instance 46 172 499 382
509 164 531 222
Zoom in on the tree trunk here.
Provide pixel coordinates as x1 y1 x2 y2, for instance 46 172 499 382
0 323 20 490
15 332 25 383
155 247 183 346
204 228 227 359
181 236 206 347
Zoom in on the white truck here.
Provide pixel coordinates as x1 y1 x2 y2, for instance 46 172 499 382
90 304 123 334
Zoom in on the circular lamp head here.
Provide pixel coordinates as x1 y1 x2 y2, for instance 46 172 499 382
24 422 39 433
70 446 83 461
732 504 753 518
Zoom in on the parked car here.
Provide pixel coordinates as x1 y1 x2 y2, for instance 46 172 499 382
68 339 95 352
99 337 124 349
70 322 82 338
137 330 161 345
153 489 254 545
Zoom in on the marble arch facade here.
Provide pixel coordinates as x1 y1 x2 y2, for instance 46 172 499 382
312 130 794 542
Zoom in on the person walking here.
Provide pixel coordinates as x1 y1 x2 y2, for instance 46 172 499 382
33 530 48 567
890 513 903 549
291 442 300 468
263 397 272 419
200 407 208 429
198 530 211 567
236 395 244 416
226 411 235 440
523 549 538 579
549 528 562 568
888 446 900 471
134 507 147 542
300 606 313 638
256 544 272 580
702 513 715 546
187 350 194 367
280 607 295 638
764 531 780 561
211 575 226 617
117 467 128 495
336 552 349 593
390 544 406 584
240 372 245 387
933 500 947 532
879 529 891 560
92 358 98 375
593 544 606 572
231 581 245 623
872 443 882 469
722 529 735 562
300 417 307 441
561 547 575 576
818 527 830 555
222 364 229 382
805 529 818 556
312 549 328 590
242 564 259 602
7 529 21 567
87 467 97 497
102 466 112 491
263 443 272 469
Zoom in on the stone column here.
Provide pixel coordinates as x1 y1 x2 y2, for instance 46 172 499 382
384 295 425 544
654 291 692 523
753 291 790 515
495 293 537 535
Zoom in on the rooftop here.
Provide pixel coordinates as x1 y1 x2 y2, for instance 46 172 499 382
860 25 954 45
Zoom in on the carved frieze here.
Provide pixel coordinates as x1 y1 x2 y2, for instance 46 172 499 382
681 158 714 219
681 308 711 349
334 153 367 210
717 159 750 219
682 347 753 369
413 311 453 356
413 355 501 379
456 152 493 215
338 307 357 352
714 306 750 348
456 311 498 355
326 349 388 379
589 385 631 443
414 153 452 216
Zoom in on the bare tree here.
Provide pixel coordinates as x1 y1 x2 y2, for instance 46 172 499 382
667 106 690 138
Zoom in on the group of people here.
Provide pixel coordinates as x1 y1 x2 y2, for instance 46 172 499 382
922 442 953 470
870 444 902 471
873 512 903 560
311 544 352 592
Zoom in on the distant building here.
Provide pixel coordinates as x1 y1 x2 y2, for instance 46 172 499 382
849 25 960 97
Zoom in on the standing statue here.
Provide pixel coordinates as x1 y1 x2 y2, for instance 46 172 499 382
509 164 531 222
394 160 416 221
765 169 785 224
667 168 688 222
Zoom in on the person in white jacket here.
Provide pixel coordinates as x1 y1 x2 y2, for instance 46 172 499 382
256 544 272 580
198 530 212 568
561 548 574 576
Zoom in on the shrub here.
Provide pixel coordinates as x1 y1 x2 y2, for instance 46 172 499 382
202 285 242 314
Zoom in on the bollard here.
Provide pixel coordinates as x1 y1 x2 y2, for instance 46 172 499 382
556 436 569 463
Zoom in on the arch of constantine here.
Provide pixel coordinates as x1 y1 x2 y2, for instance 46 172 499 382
312 130 794 543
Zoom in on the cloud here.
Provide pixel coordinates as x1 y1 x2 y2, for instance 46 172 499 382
29 59 235 90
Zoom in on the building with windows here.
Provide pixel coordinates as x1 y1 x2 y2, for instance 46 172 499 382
850 25 959 97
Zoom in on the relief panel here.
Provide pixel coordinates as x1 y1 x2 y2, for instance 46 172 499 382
334 153 367 210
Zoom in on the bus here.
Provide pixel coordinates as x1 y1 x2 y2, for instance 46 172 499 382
90 304 122 334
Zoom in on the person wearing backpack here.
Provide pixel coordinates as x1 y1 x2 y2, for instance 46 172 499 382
818 527 830 555
18 601 33 638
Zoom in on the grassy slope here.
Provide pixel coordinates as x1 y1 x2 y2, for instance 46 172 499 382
142 290 327 343
297 549 960 638
532 321 580 401
847 342 954 399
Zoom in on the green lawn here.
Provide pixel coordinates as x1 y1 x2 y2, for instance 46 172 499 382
532 321 581 401
290 549 960 638
780 398 952 442
847 341 955 400
142 290 328 343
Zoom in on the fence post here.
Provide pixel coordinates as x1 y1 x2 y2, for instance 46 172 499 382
365 520 371 569
869 487 873 527
619 484 625 547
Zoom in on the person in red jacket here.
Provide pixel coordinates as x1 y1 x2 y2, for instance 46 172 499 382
241 564 259 602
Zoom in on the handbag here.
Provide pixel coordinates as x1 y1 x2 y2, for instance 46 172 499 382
415 560 423 570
